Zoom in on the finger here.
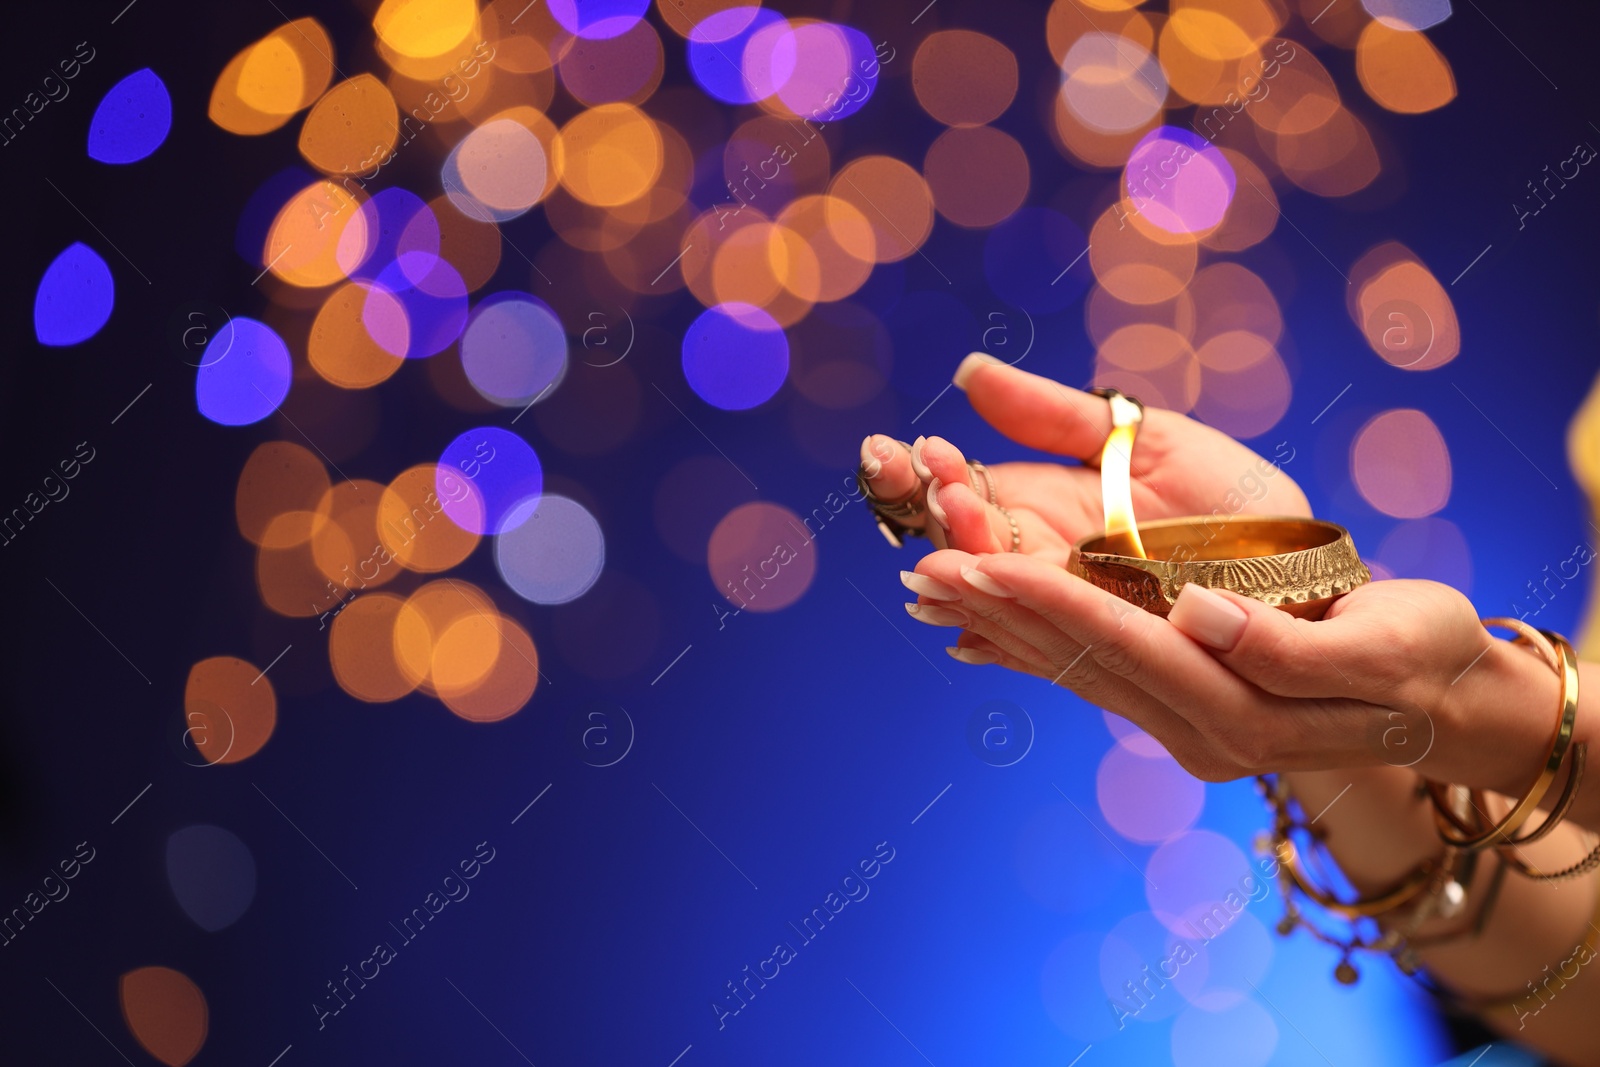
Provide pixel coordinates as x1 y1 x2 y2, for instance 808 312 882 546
929 476 1006 555
948 630 1049 674
901 570 1055 672
953 353 1171 463
958 550 1254 714
919 437 1078 558
859 434 929 533
1167 583 1387 701
913 550 1209 753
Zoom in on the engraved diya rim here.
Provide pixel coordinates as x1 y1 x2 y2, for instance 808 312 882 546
1070 515 1372 620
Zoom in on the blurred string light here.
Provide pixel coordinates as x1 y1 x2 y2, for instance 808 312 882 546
87 68 171 163
119 966 208 1067
184 656 276 764
209 19 335 135
33 242 114 345
165 825 257 933
180 0 1466 741
195 318 292 426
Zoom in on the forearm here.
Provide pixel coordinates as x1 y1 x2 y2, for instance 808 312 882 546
1283 768 1600 1065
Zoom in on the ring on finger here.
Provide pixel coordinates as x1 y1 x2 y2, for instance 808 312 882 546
859 439 925 547
966 460 999 507
996 505 1022 553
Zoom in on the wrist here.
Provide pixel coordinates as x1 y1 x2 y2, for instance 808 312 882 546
1431 633 1562 799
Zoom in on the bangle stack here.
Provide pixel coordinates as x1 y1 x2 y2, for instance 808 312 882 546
1258 618 1598 998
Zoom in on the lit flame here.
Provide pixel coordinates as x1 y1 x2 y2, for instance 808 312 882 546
1100 397 1147 559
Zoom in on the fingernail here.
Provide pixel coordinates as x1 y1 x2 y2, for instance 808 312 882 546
947 646 998 665
906 602 968 627
952 352 1002 391
1169 583 1248 652
910 436 932 481
901 570 961 601
926 477 949 531
961 563 1015 598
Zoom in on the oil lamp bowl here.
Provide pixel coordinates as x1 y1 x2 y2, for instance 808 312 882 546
1071 515 1371 621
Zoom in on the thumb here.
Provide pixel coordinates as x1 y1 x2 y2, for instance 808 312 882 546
1167 583 1362 699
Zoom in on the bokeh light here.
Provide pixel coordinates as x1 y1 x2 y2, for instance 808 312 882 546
440 612 540 721
682 303 789 410
366 253 470 359
1351 408 1452 517
548 0 650 40
235 441 329 547
1097 742 1205 842
1362 0 1453 31
309 283 407 389
34 242 114 346
210 21 336 135
829 155 934 264
1091 203 1197 305
330 592 420 702
1123 126 1236 234
558 19 665 105
687 7 787 105
299 74 400 175
708 501 816 611
913 30 1018 126
769 21 878 121
265 180 370 288
88 68 172 163
310 479 392 589
195 318 292 426
924 126 1031 229
1350 242 1460 370
184 656 277 764
120 967 207 1067
558 103 663 206
445 117 551 221
1145 829 1254 936
495 494 606 604
373 0 478 58
460 292 568 407
1062 31 1168 134
165 826 257 932
1375 515 1472 593
437 426 544 535
1356 21 1456 113
379 463 480 572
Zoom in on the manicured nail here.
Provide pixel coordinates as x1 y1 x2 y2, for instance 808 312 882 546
901 570 961 601
925 477 949 530
961 563 1015 598
905 602 969 627
952 352 1002 391
859 435 880 478
947 646 998 665
910 436 932 481
1169 583 1248 652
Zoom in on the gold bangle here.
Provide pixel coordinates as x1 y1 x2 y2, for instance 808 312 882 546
1275 837 1438 919
1429 620 1579 851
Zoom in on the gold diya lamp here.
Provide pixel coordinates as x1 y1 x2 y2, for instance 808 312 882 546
1070 390 1370 622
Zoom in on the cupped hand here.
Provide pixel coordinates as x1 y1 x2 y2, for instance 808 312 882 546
860 354 1311 558
902 550 1563 794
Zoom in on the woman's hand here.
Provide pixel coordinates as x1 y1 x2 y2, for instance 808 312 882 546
860 354 1311 558
905 549 1568 802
